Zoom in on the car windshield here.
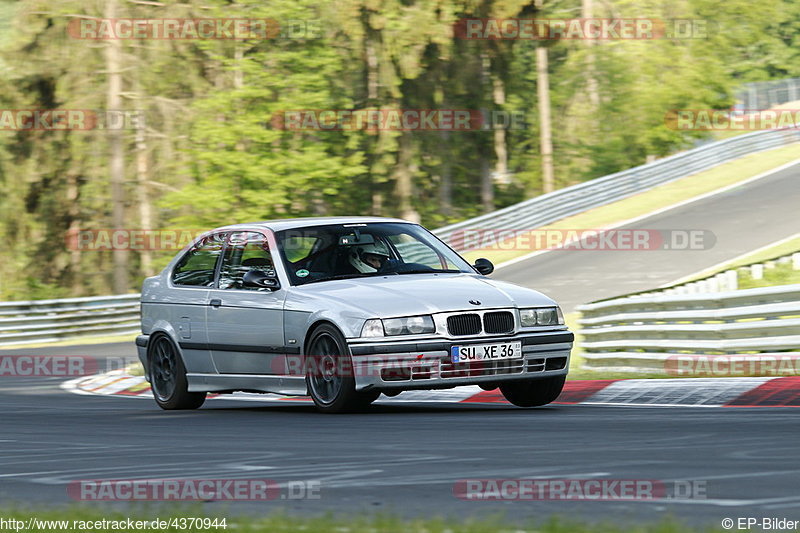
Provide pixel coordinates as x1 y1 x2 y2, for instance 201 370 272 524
275 222 474 285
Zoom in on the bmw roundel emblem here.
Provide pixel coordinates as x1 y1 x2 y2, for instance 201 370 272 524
469 299 481 305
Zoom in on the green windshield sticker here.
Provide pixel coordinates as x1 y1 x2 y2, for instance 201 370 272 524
296 269 309 278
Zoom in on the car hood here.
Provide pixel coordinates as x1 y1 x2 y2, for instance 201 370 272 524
289 273 557 318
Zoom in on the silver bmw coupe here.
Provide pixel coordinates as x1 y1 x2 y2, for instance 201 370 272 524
137 217 573 413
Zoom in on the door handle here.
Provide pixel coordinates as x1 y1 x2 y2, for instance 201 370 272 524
209 298 222 308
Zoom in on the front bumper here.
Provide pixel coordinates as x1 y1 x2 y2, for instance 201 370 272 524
347 330 573 391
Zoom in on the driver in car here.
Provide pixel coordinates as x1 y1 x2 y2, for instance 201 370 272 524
349 242 393 273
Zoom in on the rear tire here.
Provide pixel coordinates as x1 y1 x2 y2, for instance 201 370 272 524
305 324 377 413
148 334 206 410
500 375 566 407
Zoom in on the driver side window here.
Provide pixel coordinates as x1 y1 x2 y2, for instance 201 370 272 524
218 232 275 290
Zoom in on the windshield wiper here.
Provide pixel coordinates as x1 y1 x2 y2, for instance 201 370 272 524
395 268 462 275
303 273 374 284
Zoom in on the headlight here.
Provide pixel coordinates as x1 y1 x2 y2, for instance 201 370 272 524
519 306 564 327
519 309 537 327
361 319 384 337
361 315 435 337
383 315 435 336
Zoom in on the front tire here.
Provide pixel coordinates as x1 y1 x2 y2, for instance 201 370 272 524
305 324 378 413
148 334 206 410
500 375 566 407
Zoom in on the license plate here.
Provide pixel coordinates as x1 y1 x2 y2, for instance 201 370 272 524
450 342 522 363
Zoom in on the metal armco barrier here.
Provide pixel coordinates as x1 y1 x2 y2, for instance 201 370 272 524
576 284 800 372
736 77 800 111
0 294 141 346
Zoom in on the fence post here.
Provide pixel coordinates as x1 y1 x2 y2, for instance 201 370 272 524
724 270 738 291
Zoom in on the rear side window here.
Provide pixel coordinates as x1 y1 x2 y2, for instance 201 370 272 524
171 233 226 287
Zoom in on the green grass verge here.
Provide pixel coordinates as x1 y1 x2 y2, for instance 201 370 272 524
671 233 800 285
463 143 800 265
0 507 725 533
725 235 800 269
0 333 138 351
738 262 800 289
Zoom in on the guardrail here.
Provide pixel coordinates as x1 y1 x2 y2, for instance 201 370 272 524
576 284 800 373
433 128 800 250
736 77 800 111
0 294 141 347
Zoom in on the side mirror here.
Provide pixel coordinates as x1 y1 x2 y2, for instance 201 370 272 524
473 258 494 275
242 269 280 290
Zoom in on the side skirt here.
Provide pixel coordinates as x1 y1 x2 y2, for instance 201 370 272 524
186 373 308 395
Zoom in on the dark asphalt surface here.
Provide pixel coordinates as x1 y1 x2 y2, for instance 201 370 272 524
496 159 800 311
2 345 800 528
2 161 799 528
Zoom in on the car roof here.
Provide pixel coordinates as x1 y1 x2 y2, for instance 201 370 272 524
213 216 414 233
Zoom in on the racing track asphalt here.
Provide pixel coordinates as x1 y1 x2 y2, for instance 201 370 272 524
495 159 800 311
1 344 800 527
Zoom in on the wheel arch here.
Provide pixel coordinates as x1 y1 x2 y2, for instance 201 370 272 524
303 319 348 355
144 327 189 381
